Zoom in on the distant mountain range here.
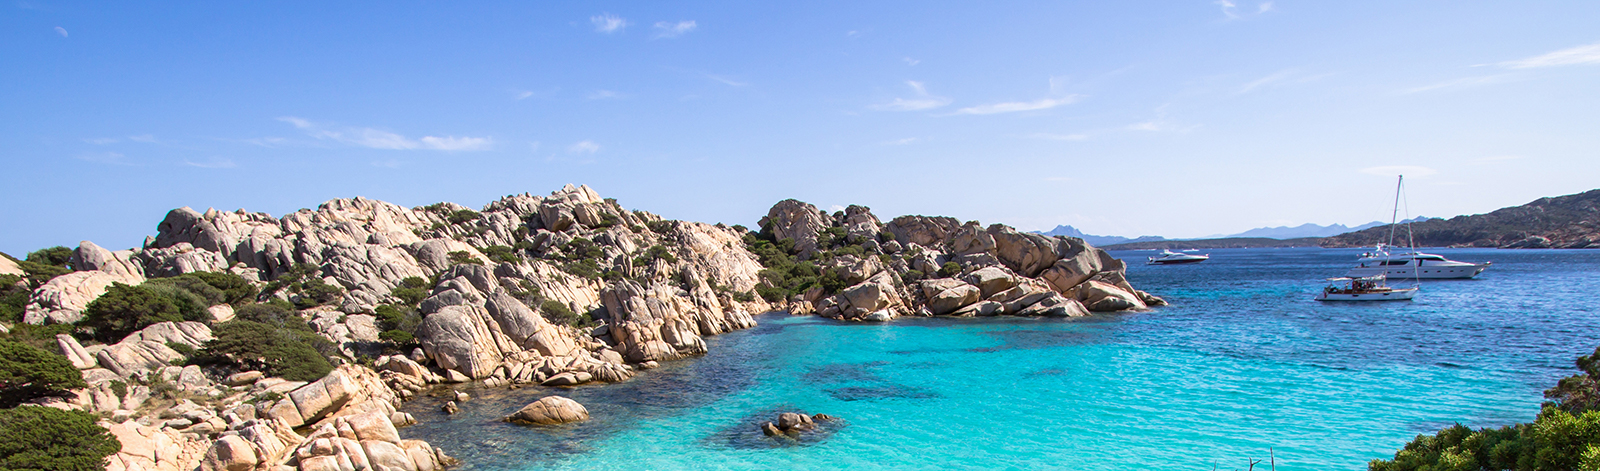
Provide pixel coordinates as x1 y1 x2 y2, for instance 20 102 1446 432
1036 218 1432 246
1034 225 1167 247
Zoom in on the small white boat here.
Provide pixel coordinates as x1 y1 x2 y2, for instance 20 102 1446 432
1345 244 1491 279
1315 275 1418 301
1147 250 1209 265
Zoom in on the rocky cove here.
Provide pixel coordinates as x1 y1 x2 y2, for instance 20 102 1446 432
0 184 1160 471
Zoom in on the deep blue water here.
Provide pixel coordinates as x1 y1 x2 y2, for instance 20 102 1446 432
400 248 1600 470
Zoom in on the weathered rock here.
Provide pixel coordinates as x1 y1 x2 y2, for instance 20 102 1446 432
1075 280 1148 312
759 199 829 259
964 266 1019 299
199 435 257 471
507 396 590 425
23 269 144 325
55 333 97 369
225 371 264 386
0 254 21 276
921 279 981 315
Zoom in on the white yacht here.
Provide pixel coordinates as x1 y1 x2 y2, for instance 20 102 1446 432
1147 250 1209 265
1345 244 1491 279
1315 275 1419 301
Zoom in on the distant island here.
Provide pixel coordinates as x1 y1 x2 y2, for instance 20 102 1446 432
1094 188 1600 250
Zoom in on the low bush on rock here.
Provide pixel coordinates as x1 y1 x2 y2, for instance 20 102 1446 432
447 251 482 266
0 339 86 407
1371 344 1600 470
200 319 333 382
78 282 207 343
0 406 121 471
0 274 27 324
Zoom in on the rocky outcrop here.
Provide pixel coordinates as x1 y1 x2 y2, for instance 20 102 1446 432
769 200 1160 322
759 199 830 259
1322 188 1600 249
0 253 21 276
22 268 144 325
601 276 756 362
506 396 590 425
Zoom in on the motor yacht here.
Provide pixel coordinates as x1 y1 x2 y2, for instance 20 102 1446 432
1147 250 1209 265
1345 244 1491 279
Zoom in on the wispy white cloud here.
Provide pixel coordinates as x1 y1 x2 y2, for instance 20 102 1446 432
1239 69 1294 93
1026 132 1091 141
653 20 696 38
1399 75 1508 94
515 90 534 100
1215 0 1239 19
1216 0 1273 20
1360 165 1438 178
705 74 748 87
184 158 236 169
567 140 600 154
953 96 1080 115
53 26 67 37
591 13 628 34
128 134 158 143
882 138 918 145
84 137 118 145
278 117 492 151
588 90 623 100
78 152 136 166
902 57 920 66
1497 42 1600 69
870 81 951 111
1258 1 1274 13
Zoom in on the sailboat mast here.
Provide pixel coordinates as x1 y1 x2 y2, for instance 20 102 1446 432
1387 175 1403 248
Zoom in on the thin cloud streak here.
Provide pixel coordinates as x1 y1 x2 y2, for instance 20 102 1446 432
278 117 492 151
870 81 951 111
705 74 748 87
184 158 237 169
54 26 67 37
953 96 1080 115
568 140 600 154
1497 42 1600 69
78 152 136 166
653 20 696 38
1400 75 1508 94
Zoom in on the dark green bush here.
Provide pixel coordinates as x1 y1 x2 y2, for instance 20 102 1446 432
378 330 414 345
539 300 584 327
1371 344 1600 470
0 339 86 407
400 276 430 289
447 251 482 266
165 341 196 358
902 269 927 283
232 303 304 329
447 209 480 224
294 278 344 309
938 262 962 278
562 259 602 280
373 304 420 336
482 245 520 263
0 406 121 471
79 283 191 343
0 274 27 324
23 247 72 268
391 287 427 306
201 320 332 382
632 245 679 266
187 271 258 305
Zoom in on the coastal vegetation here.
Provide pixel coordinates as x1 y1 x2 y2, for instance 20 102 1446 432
1371 345 1600 470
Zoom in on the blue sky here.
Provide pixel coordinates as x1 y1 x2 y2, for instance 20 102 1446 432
4 1 1599 255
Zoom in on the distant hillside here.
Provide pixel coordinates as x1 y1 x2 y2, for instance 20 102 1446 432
1101 237 1325 250
1034 225 1166 247
1224 221 1382 239
1321 189 1600 249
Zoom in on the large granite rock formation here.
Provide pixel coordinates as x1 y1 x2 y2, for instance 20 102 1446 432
759 201 1164 322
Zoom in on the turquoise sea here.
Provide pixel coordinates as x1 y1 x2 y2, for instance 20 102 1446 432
400 248 1600 470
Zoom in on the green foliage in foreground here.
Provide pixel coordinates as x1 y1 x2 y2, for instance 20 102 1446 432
0 407 121 471
1371 345 1600 471
0 339 86 408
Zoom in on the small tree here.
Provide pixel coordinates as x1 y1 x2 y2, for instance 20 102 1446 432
0 407 121 471
201 320 332 382
78 282 185 343
0 340 87 407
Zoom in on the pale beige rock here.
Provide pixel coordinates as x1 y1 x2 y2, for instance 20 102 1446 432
758 199 829 258
964 266 1019 299
23 269 144 325
1076 280 1148 312
200 435 257 471
55 333 97 369
225 371 264 386
507 396 590 425
0 253 20 276
207 304 235 323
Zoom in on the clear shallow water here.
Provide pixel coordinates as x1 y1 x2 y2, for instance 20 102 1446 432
401 248 1600 470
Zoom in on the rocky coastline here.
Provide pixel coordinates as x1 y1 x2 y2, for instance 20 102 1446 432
0 184 1158 470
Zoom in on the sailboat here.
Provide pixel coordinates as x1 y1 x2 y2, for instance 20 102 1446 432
1316 175 1420 302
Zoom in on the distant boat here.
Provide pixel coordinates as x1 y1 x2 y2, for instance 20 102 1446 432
1315 275 1418 301
1346 244 1491 279
1147 250 1209 265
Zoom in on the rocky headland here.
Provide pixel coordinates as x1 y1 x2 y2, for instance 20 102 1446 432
1322 188 1600 249
0 184 1157 470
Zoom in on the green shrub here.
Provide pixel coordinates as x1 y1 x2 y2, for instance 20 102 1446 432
0 274 27 324
165 341 196 358
231 303 305 330
391 287 427 306
447 251 482 266
201 320 332 382
23 247 72 268
373 304 420 336
140 282 210 322
378 330 414 345
447 209 480 224
187 271 258 305
539 300 585 327
938 262 962 278
632 245 679 266
0 324 75 351
293 278 344 309
902 269 927 283
0 407 121 471
0 339 87 407
108 380 127 398
482 245 520 263
78 283 188 343
562 259 602 280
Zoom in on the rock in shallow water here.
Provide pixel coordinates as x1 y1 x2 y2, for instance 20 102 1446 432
507 396 590 425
